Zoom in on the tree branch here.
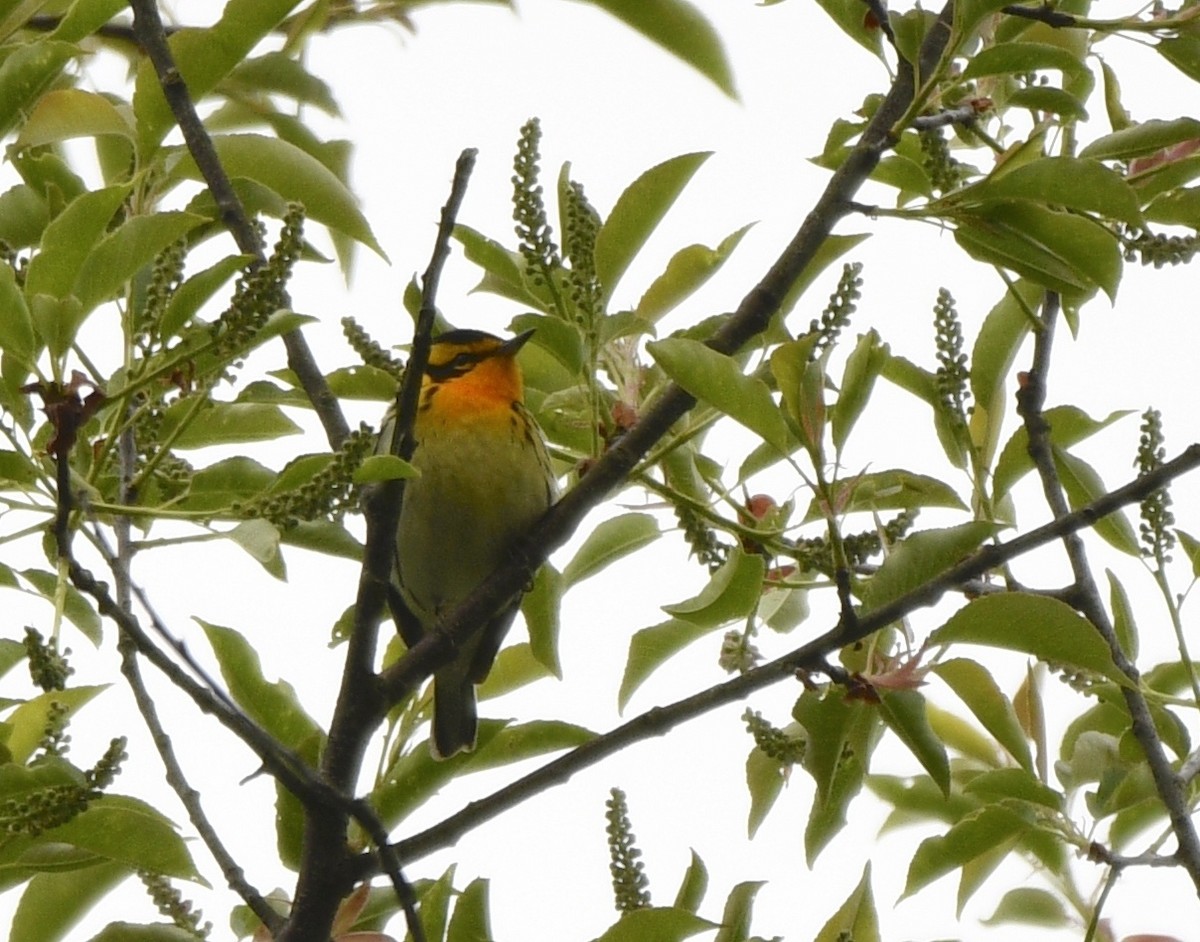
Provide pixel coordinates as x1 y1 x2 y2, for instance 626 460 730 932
127 0 349 449
342 443 1200 870
1016 293 1200 892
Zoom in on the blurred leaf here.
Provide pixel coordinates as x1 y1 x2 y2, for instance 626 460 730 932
931 594 1126 685
158 254 251 340
87 924 206 941
199 620 323 748
861 522 996 609
562 512 659 587
225 519 285 579
594 907 716 942
770 336 825 460
4 686 106 764
1006 86 1086 120
352 455 418 484
673 850 708 914
0 262 34 364
0 183 50 250
775 233 870 320
933 658 1032 770
814 0 884 57
961 41 1087 81
1176 528 1200 578
962 768 1063 811
582 0 735 97
225 51 340 115
878 690 950 796
636 224 753 324
1107 569 1139 661
595 151 712 301
814 863 878 942
650 337 790 453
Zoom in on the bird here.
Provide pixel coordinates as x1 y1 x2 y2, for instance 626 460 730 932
382 328 557 758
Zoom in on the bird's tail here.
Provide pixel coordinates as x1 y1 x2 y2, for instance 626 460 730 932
432 671 478 759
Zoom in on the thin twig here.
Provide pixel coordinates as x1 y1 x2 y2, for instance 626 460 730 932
127 0 349 448
279 150 479 942
338 444 1200 870
1016 293 1200 892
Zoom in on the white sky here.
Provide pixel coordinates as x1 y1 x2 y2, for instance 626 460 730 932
4 1 1200 940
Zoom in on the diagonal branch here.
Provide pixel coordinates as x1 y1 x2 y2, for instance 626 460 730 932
1015 293 1200 892
127 0 349 449
349 444 1200 870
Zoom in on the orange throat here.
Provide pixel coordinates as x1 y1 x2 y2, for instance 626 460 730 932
420 355 524 425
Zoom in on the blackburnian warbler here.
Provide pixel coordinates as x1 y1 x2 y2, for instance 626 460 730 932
382 328 557 758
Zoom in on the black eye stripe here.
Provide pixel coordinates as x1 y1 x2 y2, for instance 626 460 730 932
424 346 498 381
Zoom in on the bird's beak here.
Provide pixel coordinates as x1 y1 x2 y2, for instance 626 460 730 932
500 328 537 357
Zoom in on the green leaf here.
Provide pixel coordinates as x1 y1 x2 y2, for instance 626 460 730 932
15 88 134 149
523 564 564 678
1176 529 1200 578
352 454 418 484
160 401 302 450
1052 447 1141 556
635 223 753 324
955 157 1142 226
930 593 1126 685
804 469 967 521
968 279 1037 471
44 796 199 881
1107 569 1138 661
133 0 307 150
814 0 884 57
814 863 879 942
580 0 735 97
24 185 129 300
952 200 1121 301
672 850 708 914
1005 86 1087 120
1080 117 1200 161
961 41 1088 81
832 329 886 454
454 224 544 309
0 262 34 363
903 806 1032 898
662 548 765 628
447 877 492 942
745 746 786 839
713 880 765 942
11 859 129 942
0 40 74 140
168 134 382 256
224 519 285 580
933 658 1032 771
619 618 709 710
199 620 323 748
878 691 950 796
770 336 825 460
593 907 717 942
1156 36 1200 85
861 522 996 610
18 569 102 645
0 183 50 250
226 52 340 116
3 686 106 764
74 212 207 313
993 406 1130 501
595 151 712 302
961 768 1063 811
158 254 250 340
562 512 659 587
182 456 276 511
982 887 1071 927
649 337 790 452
